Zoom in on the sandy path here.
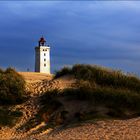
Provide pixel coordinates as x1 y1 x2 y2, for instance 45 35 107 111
0 95 41 139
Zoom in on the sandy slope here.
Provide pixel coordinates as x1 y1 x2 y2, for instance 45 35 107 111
0 72 140 140
19 72 53 82
0 72 76 140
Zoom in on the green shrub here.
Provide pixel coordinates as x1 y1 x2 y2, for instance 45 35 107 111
0 67 26 105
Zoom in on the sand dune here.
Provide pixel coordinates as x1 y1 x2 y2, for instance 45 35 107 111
0 72 140 140
0 72 76 140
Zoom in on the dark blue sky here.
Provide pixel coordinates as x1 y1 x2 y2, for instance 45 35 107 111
0 1 140 74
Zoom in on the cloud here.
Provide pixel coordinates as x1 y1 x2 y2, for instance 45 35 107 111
0 1 140 74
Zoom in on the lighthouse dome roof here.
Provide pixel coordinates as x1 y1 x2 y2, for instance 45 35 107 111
39 37 46 43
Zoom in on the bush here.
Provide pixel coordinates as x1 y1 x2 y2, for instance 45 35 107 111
0 67 26 105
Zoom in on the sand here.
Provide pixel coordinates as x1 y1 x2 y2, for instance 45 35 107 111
0 72 140 140
44 118 140 140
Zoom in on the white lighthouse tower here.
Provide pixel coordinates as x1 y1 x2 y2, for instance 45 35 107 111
35 37 50 74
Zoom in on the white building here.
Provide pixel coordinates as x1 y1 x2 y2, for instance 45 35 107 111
35 37 50 74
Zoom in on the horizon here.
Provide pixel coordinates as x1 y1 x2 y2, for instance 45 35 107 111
0 1 140 75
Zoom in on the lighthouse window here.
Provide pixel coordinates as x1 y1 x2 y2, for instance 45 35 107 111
44 64 46 67
44 59 46 61
44 53 46 56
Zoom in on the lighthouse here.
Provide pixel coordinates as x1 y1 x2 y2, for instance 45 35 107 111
35 37 50 74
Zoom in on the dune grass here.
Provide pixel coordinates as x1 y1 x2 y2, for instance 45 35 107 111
39 85 140 126
55 64 140 93
39 89 63 122
54 64 140 112
0 67 26 105
0 68 26 126
48 64 140 123
0 107 23 126
40 84 140 116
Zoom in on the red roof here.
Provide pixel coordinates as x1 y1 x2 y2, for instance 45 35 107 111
39 37 46 43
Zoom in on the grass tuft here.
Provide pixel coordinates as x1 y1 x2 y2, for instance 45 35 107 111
0 67 26 105
0 107 23 126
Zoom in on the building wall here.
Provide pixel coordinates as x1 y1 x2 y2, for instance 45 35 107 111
35 46 50 74
35 47 40 72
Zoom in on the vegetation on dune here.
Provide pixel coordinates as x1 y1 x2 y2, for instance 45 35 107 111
39 89 64 126
0 67 26 105
38 64 140 126
0 107 23 126
55 64 140 93
0 67 26 126
54 67 72 78
1 65 138 128
39 83 140 125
